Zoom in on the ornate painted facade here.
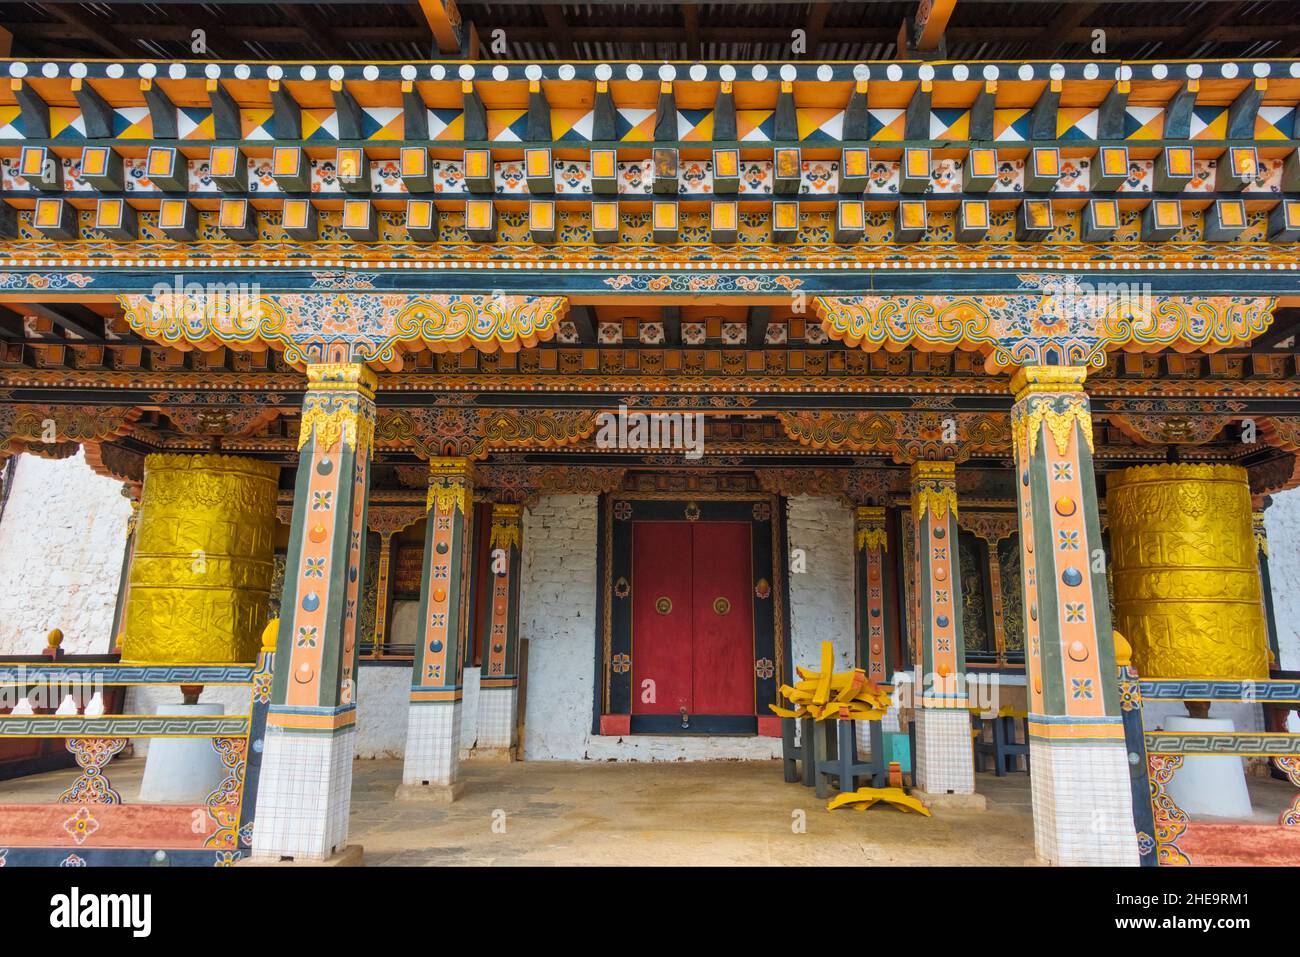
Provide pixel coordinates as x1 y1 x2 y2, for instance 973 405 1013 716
0 24 1299 869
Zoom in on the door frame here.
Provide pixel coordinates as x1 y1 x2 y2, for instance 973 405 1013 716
594 491 790 736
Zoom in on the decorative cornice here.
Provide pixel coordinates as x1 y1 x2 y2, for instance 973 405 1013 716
118 292 567 370
780 410 1010 463
817 289 1275 372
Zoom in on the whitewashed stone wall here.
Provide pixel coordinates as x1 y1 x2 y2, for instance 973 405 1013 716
514 494 859 761
786 495 856 674
518 495 777 760
0 451 132 655
1265 486 1300 732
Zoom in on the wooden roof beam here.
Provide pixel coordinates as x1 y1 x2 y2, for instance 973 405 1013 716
36 2 136 59
543 5 578 59
280 3 350 61
0 306 27 342
1227 78 1265 140
1029 78 1060 141
1168 0 1241 57
1029 2 1098 59
208 80 241 140
662 307 681 347
271 83 302 140
73 78 114 139
23 303 106 342
910 0 956 53
418 0 469 56
12 80 50 140
747 306 771 348
141 79 178 139
567 305 596 345
1097 80 1129 140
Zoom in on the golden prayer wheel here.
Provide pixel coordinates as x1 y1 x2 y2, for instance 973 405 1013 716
1105 463 1267 680
120 454 280 664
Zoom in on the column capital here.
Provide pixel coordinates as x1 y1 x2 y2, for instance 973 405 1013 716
490 503 524 549
426 456 475 514
427 455 475 479
909 459 957 521
854 505 887 551
304 361 379 395
299 363 378 457
1009 364 1088 400
491 502 525 523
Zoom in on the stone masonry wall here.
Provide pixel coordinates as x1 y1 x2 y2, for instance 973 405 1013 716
0 451 132 655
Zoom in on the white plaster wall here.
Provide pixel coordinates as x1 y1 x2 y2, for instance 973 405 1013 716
353 663 412 758
0 451 132 654
517 494 859 762
786 495 856 674
1264 486 1300 732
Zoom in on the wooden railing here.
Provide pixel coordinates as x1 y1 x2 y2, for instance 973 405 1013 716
0 647 274 866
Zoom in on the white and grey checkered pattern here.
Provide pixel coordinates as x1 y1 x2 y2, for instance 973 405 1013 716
1030 737 1140 866
250 725 356 862
475 686 518 751
914 707 975 794
401 699 461 786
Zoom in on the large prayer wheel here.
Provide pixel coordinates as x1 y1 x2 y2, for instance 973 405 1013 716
1105 463 1267 679
120 454 279 664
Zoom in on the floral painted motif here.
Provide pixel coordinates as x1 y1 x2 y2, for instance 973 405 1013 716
63 807 100 846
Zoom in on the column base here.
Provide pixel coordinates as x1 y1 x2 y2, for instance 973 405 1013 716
910 789 987 811
1030 735 1140 866
914 707 975 795
469 746 517 763
401 698 462 787
475 685 518 753
239 844 364 867
250 724 356 863
394 781 464 803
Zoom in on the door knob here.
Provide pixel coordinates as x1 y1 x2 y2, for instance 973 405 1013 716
679 705 690 729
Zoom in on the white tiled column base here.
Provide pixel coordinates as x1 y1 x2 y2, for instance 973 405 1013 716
914 707 975 794
402 699 462 786
1030 736 1140 866
251 725 356 862
475 686 517 751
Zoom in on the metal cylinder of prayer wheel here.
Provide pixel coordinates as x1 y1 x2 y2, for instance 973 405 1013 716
119 454 279 664
1105 463 1267 680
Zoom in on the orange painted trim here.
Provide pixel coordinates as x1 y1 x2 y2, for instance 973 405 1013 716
410 688 463 703
1028 719 1124 741
266 710 356 731
1 803 215 848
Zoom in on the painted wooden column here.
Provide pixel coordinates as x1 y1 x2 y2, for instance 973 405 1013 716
398 456 475 800
854 506 891 682
1253 506 1282 665
855 505 894 752
1010 365 1138 866
985 544 1009 665
908 460 974 796
251 363 375 862
370 532 395 656
475 503 525 758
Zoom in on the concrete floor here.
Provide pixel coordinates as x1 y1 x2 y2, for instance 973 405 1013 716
350 759 1040 866
0 755 1040 865
5 756 1298 865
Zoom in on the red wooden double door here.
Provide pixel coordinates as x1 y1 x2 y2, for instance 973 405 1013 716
630 521 755 719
